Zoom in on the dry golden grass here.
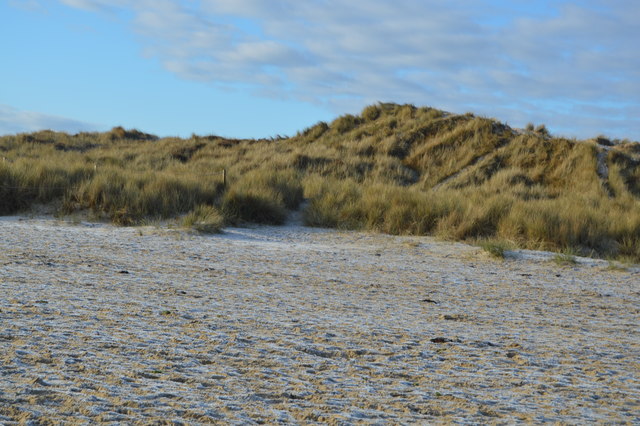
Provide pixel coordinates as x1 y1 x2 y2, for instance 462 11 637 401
1 104 639 262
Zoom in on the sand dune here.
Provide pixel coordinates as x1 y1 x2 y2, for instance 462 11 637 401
1 217 639 424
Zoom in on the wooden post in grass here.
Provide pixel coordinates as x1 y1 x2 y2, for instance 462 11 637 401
222 168 227 187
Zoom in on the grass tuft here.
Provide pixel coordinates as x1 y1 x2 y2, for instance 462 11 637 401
552 251 578 266
183 205 224 233
480 239 513 259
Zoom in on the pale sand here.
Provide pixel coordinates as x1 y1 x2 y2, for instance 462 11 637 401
1 217 639 424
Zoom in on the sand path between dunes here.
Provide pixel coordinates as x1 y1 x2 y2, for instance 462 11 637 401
1 217 639 424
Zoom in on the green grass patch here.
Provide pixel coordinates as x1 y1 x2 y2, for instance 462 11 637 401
480 239 513 259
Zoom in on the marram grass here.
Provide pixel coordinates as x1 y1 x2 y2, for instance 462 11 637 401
1 103 639 263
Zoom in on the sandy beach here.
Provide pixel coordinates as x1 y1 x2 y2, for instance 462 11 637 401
1 217 639 424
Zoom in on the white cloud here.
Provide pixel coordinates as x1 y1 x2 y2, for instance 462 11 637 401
25 0 640 138
0 105 99 135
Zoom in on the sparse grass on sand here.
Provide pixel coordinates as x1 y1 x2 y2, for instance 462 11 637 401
552 252 579 266
1 103 639 263
480 239 514 259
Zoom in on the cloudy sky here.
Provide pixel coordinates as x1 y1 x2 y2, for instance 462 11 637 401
1 0 638 140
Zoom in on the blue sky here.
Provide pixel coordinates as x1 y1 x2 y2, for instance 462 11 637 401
1 0 638 140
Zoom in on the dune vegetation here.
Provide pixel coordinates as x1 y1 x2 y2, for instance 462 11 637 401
1 103 639 262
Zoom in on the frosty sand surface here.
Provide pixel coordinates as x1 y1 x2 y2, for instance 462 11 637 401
1 217 639 424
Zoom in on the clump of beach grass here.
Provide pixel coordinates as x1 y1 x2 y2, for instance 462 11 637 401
222 169 302 225
552 249 579 266
183 205 224 233
479 239 513 259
